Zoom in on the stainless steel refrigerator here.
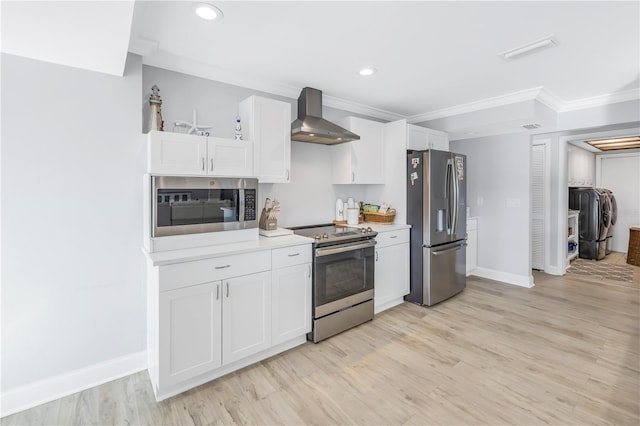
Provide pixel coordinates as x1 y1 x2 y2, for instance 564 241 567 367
405 150 467 306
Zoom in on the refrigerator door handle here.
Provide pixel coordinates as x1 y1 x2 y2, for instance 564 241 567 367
452 158 459 235
432 242 467 255
445 160 453 234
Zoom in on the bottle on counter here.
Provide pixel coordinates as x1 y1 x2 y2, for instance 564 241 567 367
335 198 344 221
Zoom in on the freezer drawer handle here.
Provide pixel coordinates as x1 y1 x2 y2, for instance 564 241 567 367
430 242 467 255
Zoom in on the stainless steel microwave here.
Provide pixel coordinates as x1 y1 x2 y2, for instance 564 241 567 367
151 176 258 237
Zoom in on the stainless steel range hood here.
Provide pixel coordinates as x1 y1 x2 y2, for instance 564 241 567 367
291 87 360 145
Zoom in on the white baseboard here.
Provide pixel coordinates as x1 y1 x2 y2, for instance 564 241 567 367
472 267 535 288
1 351 146 418
374 297 405 315
546 265 565 276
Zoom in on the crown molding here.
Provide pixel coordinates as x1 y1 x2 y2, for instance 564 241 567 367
407 86 640 124
406 87 544 123
535 87 565 111
323 94 405 121
142 50 302 99
140 50 402 122
139 49 639 124
557 88 640 112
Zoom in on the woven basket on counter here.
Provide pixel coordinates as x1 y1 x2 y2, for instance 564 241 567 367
364 211 396 224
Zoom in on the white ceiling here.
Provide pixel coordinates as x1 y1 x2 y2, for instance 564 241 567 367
1 1 134 76
2 1 639 130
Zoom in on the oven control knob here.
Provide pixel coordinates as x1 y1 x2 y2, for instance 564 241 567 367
314 234 321 240
366 227 373 233
360 228 367 233
322 233 329 239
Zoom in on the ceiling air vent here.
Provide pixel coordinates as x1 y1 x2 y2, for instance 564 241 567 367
522 123 542 130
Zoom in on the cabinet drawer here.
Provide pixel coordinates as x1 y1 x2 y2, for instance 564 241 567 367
272 244 312 269
159 251 271 291
375 229 410 248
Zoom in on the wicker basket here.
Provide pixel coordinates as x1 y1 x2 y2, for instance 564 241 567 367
364 211 396 224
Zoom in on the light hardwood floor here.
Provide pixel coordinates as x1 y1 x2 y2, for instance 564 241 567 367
3 272 639 425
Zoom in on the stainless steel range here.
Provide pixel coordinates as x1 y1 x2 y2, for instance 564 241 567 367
291 224 377 343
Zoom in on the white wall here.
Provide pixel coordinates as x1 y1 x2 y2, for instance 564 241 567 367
449 133 533 286
1 53 146 395
597 153 640 252
143 65 391 227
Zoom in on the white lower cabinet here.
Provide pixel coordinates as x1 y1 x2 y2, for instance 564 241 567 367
272 263 312 345
271 245 312 345
148 242 312 401
159 281 222 388
374 228 410 314
466 218 478 276
222 271 271 364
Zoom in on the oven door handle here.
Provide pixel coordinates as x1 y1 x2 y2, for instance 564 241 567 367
315 240 377 257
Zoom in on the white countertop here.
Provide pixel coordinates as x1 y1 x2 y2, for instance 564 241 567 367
341 222 411 232
144 234 313 266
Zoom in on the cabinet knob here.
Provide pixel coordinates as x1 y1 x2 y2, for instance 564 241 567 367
286 169 290 181
226 282 230 298
352 172 355 182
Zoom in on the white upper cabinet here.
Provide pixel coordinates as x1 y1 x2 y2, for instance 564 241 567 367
207 137 253 177
148 130 253 177
407 124 449 151
148 131 208 176
239 96 291 183
567 144 594 187
332 116 385 184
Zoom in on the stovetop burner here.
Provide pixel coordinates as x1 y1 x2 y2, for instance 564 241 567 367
290 223 376 246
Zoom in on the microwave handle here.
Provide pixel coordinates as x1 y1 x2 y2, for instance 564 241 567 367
239 189 245 222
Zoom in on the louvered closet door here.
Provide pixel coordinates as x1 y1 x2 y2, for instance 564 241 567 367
531 144 546 270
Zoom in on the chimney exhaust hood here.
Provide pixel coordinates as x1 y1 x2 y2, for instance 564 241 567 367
291 87 360 145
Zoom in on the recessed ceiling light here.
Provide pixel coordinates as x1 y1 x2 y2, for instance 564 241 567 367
359 68 377 76
194 3 223 21
500 36 556 60
586 136 640 151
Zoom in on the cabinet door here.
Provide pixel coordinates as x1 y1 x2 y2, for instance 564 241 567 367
407 124 429 150
374 243 410 313
407 125 449 151
272 263 312 345
159 281 222 387
222 271 271 364
207 138 254 177
429 130 450 151
148 131 207 175
243 97 291 183
466 228 478 275
333 117 385 184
